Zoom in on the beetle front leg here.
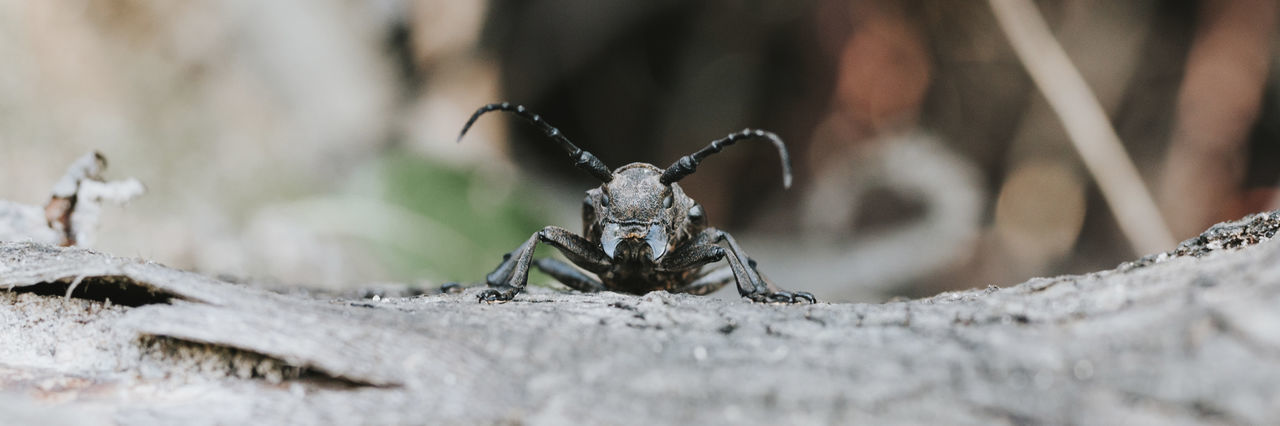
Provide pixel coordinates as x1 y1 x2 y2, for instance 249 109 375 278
479 235 536 301
672 266 734 295
533 258 606 293
709 228 816 304
659 243 727 294
479 226 611 302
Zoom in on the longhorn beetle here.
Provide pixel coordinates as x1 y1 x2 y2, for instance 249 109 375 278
458 102 816 304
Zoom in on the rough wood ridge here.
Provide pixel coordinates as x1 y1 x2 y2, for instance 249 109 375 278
2 212 1279 425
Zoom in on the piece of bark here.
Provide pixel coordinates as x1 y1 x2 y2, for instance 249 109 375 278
0 151 144 247
2 213 1280 424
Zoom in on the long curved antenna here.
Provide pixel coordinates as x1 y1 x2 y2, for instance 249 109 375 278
458 102 613 182
660 128 793 189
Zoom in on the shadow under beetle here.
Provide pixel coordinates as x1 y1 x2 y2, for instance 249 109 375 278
458 102 816 304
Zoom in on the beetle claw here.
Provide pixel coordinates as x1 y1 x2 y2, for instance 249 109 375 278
768 291 793 303
793 292 817 304
478 287 518 302
745 290 816 304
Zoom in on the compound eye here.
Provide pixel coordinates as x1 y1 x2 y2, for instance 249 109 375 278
662 195 673 209
601 193 610 207
689 204 704 221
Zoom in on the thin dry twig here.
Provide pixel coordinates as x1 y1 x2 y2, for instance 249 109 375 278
988 0 1176 255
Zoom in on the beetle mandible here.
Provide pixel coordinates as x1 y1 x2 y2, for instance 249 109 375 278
458 102 815 304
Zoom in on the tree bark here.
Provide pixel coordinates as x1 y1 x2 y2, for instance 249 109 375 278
2 212 1280 425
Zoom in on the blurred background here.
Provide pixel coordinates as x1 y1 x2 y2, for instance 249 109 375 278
1 0 1277 302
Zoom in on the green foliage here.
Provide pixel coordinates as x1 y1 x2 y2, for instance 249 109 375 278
369 153 553 285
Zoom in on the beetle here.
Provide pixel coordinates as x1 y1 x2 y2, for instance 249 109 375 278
458 102 815 304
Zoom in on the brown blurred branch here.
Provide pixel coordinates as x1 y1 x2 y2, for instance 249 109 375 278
988 0 1176 255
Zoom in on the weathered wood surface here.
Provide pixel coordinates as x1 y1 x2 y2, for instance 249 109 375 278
2 212 1280 425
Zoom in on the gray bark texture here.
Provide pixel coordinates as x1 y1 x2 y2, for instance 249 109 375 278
3 212 1280 425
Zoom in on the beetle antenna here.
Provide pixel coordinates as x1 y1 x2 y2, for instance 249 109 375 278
660 129 792 189
458 102 613 182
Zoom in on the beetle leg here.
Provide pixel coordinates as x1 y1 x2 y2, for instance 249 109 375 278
533 258 606 293
661 242 728 294
759 269 816 303
478 237 533 301
710 228 816 304
657 229 735 294
479 226 611 302
671 266 734 295
659 241 725 271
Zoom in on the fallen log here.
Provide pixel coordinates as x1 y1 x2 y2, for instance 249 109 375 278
1 212 1279 425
